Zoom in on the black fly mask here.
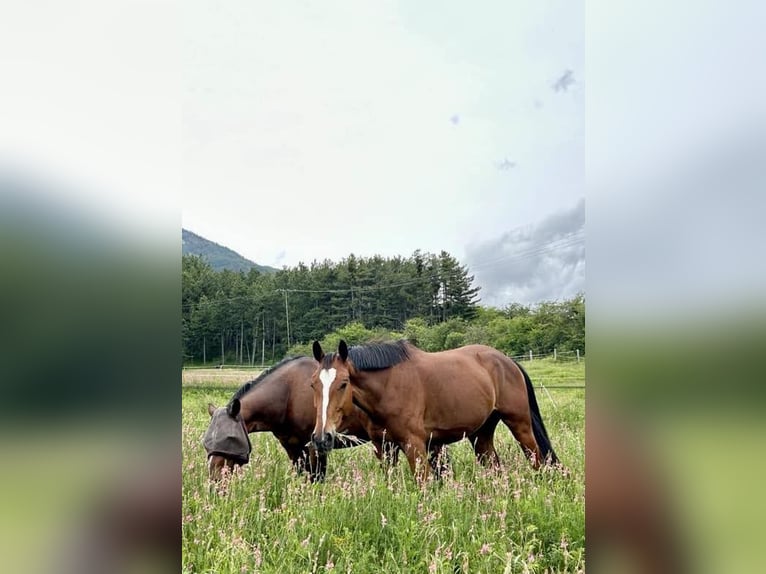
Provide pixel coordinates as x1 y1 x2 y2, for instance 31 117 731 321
203 404 252 465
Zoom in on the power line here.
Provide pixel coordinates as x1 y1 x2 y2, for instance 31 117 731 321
467 230 584 271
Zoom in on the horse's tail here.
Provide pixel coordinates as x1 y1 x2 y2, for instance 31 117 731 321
514 360 559 464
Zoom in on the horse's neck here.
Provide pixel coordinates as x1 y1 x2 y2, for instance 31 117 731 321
239 379 289 432
352 370 388 412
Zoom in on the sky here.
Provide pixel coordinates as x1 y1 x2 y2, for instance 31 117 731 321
184 1 583 307
1 1 583 309
19 2 544 308
6 1 759 315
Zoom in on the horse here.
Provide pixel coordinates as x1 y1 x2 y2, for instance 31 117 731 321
203 355 399 482
310 339 558 483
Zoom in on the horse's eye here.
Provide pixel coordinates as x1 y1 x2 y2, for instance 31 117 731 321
339 382 347 391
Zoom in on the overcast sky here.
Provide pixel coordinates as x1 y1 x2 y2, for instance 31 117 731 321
3 1 760 319
182 1 583 307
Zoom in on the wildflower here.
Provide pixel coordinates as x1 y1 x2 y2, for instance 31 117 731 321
231 535 246 550
423 511 438 523
325 559 335 571
480 543 492 555
380 513 388 528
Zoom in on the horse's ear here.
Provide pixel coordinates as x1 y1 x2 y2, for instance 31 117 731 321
207 403 217 417
227 399 241 418
338 340 348 362
312 341 324 362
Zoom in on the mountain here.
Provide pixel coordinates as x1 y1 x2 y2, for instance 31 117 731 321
182 229 278 273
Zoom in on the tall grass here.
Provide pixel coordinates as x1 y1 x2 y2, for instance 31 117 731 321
182 363 584 573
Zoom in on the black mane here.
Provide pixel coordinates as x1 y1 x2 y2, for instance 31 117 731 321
330 340 411 371
231 356 305 401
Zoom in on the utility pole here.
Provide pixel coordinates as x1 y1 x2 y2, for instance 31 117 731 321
282 289 291 348
252 315 259 366
240 319 244 364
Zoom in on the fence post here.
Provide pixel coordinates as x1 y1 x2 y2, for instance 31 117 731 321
553 348 557 361
529 350 533 361
576 349 580 363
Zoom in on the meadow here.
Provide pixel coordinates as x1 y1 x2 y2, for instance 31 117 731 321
182 358 585 573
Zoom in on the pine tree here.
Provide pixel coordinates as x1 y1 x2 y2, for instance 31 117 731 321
434 251 481 321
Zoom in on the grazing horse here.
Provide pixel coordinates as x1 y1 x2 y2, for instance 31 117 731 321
310 340 557 483
203 356 397 482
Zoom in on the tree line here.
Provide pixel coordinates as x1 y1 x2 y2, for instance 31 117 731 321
182 251 584 365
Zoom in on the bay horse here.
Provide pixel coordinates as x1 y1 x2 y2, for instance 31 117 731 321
203 356 398 482
310 339 558 483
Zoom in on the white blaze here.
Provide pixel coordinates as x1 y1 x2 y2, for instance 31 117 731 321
319 368 337 431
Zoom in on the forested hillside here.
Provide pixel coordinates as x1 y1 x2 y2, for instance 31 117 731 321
182 228 277 273
181 251 584 365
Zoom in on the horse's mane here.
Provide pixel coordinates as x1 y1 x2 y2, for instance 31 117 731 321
231 356 305 401
332 340 411 371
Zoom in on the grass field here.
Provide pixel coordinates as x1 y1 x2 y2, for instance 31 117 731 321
182 358 585 573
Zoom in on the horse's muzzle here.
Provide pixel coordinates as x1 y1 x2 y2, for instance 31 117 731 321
311 432 335 453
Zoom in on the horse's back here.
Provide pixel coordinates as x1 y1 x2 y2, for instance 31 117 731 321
417 344 514 384
413 344 527 414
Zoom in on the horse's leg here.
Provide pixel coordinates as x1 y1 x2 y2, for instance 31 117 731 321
388 442 400 467
470 412 502 467
371 439 383 461
428 444 451 479
499 416 543 469
381 439 399 469
401 437 430 484
371 439 388 469
280 441 309 476
289 450 306 474
306 445 327 482
372 434 399 471
493 359 549 468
